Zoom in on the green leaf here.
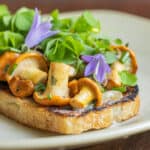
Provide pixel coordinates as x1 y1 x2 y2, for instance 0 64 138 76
53 18 73 32
0 5 11 31
47 94 52 100
75 59 85 77
112 85 127 92
46 47 76 64
15 8 34 32
83 11 100 30
119 71 137 86
114 38 122 45
74 11 100 33
120 51 130 64
34 83 46 92
2 15 11 27
44 38 77 64
43 34 85 64
97 39 110 52
0 5 10 16
0 31 24 52
104 51 117 64
51 9 73 32
51 9 59 20
10 7 34 34
0 47 21 53
8 63 18 75
63 35 84 56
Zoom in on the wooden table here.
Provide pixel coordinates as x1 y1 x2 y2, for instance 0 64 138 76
1 1 150 149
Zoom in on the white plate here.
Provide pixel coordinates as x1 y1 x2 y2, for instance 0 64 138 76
0 10 150 150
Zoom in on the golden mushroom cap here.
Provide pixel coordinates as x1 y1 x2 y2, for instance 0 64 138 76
33 92 70 106
78 78 102 106
111 45 137 73
6 51 48 83
14 52 48 72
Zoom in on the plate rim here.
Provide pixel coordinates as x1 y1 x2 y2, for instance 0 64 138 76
0 121 150 149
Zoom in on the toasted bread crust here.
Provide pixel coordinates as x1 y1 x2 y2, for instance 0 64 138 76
0 86 140 134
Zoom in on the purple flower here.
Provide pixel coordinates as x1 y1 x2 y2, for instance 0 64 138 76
25 8 58 48
81 54 111 83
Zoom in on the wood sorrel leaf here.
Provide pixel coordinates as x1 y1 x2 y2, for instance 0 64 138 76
119 71 137 86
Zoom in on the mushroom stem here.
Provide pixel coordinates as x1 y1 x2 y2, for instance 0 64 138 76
6 52 48 97
33 62 76 106
70 86 95 108
44 62 71 97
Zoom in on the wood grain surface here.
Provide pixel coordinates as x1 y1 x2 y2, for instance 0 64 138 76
0 1 149 150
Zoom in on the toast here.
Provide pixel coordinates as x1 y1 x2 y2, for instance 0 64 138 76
0 6 140 135
0 84 139 134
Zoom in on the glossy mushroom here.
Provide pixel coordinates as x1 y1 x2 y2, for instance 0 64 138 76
7 52 48 97
68 80 79 97
33 62 76 106
107 61 125 89
9 76 34 98
7 52 48 83
70 78 102 108
106 45 138 89
111 45 137 73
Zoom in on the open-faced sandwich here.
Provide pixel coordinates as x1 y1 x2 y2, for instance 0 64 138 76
0 5 139 134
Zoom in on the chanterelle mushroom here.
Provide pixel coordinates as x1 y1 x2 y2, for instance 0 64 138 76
111 45 137 73
70 78 102 109
107 61 125 89
0 52 19 81
33 62 76 106
7 52 48 83
106 45 138 89
68 80 78 97
7 52 48 97
9 76 34 98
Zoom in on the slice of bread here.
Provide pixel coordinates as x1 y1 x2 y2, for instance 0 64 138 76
0 85 140 134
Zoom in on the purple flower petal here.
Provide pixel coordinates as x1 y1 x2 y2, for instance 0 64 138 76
25 8 40 45
32 8 41 29
38 22 52 31
28 31 58 48
82 54 111 83
95 54 104 59
95 61 106 83
25 8 58 48
105 63 111 73
81 55 94 63
84 60 97 76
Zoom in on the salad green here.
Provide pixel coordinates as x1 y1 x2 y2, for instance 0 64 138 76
119 71 137 86
0 5 138 88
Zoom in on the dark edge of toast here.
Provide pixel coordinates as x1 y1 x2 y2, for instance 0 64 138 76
47 85 139 117
0 82 139 117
